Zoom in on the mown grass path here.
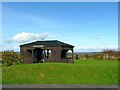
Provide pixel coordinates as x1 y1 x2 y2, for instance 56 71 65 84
2 60 118 85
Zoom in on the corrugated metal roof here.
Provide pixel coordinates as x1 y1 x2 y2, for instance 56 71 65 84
20 40 74 48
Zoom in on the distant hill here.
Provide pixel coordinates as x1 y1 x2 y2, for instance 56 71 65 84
74 52 100 55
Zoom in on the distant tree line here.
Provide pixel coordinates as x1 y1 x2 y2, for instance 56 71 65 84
76 49 120 60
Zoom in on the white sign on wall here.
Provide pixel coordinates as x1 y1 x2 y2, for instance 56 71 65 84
33 45 44 48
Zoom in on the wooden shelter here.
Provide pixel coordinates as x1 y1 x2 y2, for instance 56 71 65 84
20 40 74 64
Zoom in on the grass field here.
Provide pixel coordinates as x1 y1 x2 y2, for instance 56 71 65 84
2 60 118 85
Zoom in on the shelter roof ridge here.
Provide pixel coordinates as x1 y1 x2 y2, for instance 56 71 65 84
20 40 74 47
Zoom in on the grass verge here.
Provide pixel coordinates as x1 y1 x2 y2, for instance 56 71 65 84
2 60 118 85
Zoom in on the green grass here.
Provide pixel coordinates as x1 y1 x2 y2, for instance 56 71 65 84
2 60 118 85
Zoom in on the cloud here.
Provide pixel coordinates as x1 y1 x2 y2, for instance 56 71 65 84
6 32 48 43
0 45 20 52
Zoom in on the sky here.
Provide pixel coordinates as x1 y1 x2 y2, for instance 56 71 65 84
1 2 118 52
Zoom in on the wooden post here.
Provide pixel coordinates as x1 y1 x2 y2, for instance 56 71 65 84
32 49 34 63
43 49 45 62
72 49 74 63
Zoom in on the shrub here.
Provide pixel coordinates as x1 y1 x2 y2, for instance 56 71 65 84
78 49 119 60
2 50 23 66
102 49 119 60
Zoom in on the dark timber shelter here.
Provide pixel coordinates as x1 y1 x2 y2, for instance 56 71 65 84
20 40 74 64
